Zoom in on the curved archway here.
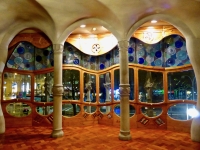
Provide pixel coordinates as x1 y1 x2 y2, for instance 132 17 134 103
57 18 122 44
126 14 195 40
127 14 200 142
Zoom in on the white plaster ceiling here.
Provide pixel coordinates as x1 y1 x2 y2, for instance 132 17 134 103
0 0 200 52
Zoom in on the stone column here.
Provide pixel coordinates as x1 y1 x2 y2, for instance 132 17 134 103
0 72 5 134
118 40 132 140
186 37 200 142
51 44 64 138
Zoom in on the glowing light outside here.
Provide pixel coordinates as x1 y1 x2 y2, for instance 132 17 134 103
187 108 200 118
114 89 120 100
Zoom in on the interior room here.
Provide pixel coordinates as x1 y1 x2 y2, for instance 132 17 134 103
0 0 200 149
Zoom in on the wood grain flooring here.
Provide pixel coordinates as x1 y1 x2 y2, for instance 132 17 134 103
0 125 200 150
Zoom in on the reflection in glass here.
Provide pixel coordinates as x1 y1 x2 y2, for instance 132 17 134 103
84 105 96 113
36 106 53 115
3 72 31 100
99 73 111 103
6 102 31 117
62 104 80 117
63 70 80 100
168 70 197 101
168 103 196 120
114 104 135 117
100 105 111 114
114 69 134 101
34 73 54 102
84 73 96 103
138 70 163 103
141 107 162 117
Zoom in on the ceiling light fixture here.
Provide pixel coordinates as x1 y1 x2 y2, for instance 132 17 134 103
151 20 157 23
80 24 86 28
147 26 154 29
92 27 97 31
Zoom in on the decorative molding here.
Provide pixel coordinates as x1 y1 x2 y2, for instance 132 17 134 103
47 115 53 124
52 85 64 96
118 40 129 50
9 33 51 49
91 44 101 54
133 25 184 44
53 44 64 54
119 84 130 96
139 117 149 125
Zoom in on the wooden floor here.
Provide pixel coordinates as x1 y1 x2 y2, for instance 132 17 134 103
0 125 200 150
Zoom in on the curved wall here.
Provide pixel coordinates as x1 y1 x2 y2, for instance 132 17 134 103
1 33 197 133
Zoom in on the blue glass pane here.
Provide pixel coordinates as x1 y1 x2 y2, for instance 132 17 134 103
7 42 35 70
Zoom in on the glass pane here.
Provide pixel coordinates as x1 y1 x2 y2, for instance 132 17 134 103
83 73 96 103
141 107 162 117
168 103 196 120
63 70 80 100
84 106 96 113
62 104 80 117
114 69 135 101
114 104 135 117
6 102 31 117
138 70 164 103
99 73 111 103
129 68 134 100
168 70 197 101
100 105 111 114
36 106 53 115
3 72 31 100
34 73 54 102
130 105 135 117
114 69 120 101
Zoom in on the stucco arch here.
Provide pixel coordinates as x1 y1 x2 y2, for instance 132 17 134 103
126 14 195 41
57 18 122 45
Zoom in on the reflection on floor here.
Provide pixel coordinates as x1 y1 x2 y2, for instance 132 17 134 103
0 125 200 150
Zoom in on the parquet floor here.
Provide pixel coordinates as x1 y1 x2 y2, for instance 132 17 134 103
0 125 200 150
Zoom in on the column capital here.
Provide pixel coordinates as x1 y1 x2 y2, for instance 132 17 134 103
118 40 129 50
53 44 64 54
